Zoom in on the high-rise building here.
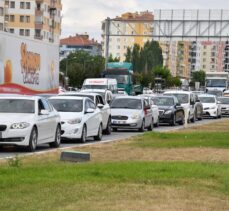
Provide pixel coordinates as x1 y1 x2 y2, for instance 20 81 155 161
0 0 62 44
101 11 153 61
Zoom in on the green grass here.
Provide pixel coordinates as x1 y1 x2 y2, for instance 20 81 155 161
132 132 229 148
0 161 229 210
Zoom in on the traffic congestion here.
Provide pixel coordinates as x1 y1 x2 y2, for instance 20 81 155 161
0 77 229 153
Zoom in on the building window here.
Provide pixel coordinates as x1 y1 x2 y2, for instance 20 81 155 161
9 15 15 22
0 7 4 16
20 16 24 22
19 29 24 36
10 1 15 8
26 2 30 9
9 28 14 33
117 45 120 49
203 65 206 69
26 16 30 23
5 15 9 21
20 2 25 9
25 29 30 36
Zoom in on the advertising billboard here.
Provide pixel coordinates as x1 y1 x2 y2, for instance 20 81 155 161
0 31 59 94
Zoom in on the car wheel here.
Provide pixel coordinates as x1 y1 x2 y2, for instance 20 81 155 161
104 117 111 135
94 124 103 141
27 127 37 152
179 115 185 125
139 120 145 132
170 115 176 126
190 113 195 123
148 119 153 131
112 128 118 132
80 125 87 143
50 125 61 148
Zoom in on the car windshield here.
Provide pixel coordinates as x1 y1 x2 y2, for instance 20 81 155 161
0 99 35 113
207 90 223 97
111 98 142 110
218 98 229 104
206 79 227 88
153 97 175 106
49 99 83 112
82 85 107 90
164 93 189 104
199 97 215 103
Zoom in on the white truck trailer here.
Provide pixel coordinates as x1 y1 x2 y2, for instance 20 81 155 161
205 72 229 92
0 31 59 94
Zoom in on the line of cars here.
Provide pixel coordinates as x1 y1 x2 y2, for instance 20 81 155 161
1 88 229 152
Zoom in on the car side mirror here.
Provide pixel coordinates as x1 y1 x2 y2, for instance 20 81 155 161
40 109 49 115
175 103 181 107
97 103 104 109
85 108 95 114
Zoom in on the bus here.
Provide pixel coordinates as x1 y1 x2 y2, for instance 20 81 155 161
102 62 134 95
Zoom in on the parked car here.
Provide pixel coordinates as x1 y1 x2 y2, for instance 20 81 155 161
152 96 185 126
49 96 103 143
218 97 229 116
193 93 203 120
198 94 222 118
59 92 111 134
110 96 153 132
163 90 196 123
0 96 61 151
143 87 153 94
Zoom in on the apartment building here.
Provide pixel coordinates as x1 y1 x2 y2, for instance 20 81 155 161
101 11 153 61
0 0 61 44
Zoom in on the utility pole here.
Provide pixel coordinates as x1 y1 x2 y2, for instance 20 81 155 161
105 17 110 70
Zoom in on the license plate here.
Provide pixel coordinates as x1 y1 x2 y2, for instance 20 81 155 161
114 120 125 124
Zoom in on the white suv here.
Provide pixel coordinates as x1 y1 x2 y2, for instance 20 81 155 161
163 90 196 123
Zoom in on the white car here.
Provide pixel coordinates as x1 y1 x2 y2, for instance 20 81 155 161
143 87 153 94
0 96 61 151
110 96 153 132
198 94 222 118
59 92 111 134
218 97 229 116
164 90 196 123
49 96 103 142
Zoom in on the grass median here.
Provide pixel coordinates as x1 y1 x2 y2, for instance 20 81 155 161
0 119 229 210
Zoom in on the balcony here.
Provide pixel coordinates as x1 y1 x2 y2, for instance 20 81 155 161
35 21 43 29
35 9 43 16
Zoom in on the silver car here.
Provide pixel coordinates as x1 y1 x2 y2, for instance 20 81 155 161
110 96 153 132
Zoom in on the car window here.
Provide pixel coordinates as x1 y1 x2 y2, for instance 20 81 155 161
41 99 52 112
89 100 96 109
85 100 91 111
38 99 45 113
97 95 104 105
111 98 142 110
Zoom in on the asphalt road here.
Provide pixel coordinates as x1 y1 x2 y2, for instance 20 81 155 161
0 118 225 160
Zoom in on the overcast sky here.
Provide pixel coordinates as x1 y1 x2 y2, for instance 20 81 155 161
61 0 228 41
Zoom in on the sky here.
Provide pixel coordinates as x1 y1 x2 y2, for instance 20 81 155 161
61 0 228 42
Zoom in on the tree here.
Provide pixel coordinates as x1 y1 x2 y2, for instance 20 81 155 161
108 54 120 62
59 51 105 88
190 70 206 86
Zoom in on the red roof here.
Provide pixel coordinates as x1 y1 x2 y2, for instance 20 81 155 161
60 34 100 46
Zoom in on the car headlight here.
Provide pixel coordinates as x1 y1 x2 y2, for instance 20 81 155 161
67 118 82 124
131 113 140 119
210 106 216 109
164 110 172 115
10 122 30 129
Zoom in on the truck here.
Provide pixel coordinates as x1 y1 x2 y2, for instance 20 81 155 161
205 72 229 93
102 62 134 95
0 31 59 94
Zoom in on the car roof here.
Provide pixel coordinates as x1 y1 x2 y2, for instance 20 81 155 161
59 92 98 97
0 95 41 100
113 96 142 100
164 90 191 94
198 94 216 98
49 96 85 100
81 89 108 93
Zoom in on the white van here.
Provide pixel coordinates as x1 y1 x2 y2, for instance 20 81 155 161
82 78 117 94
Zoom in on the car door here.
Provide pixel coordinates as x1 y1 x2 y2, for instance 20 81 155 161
84 99 98 136
97 95 109 129
143 99 152 127
37 99 50 142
